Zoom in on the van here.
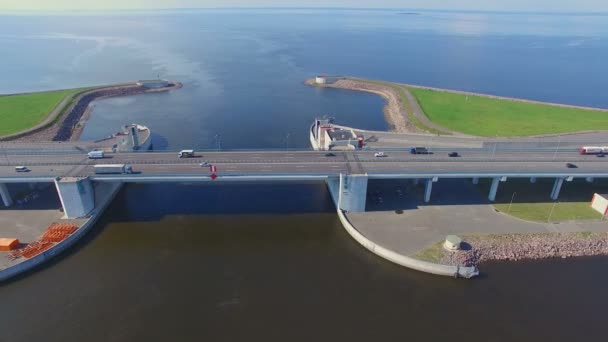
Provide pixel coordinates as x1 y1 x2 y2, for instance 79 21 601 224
178 150 195 158
410 147 430 154
87 150 105 159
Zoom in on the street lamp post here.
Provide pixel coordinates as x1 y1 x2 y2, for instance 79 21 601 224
547 200 558 223
553 135 562 161
215 134 221 151
507 192 516 213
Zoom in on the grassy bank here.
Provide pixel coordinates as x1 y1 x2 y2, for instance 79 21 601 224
0 89 84 136
408 87 608 136
361 79 449 135
477 178 606 222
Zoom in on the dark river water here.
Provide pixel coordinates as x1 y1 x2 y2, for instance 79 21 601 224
1 9 608 341
1 183 608 342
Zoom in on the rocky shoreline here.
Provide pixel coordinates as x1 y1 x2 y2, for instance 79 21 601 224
7 82 182 143
305 78 419 133
440 232 608 267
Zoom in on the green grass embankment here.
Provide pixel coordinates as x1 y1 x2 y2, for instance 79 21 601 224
0 89 84 136
408 87 608 137
360 79 448 135
477 178 606 222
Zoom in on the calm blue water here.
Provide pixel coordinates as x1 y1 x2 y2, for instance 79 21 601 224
1 9 607 148
2 11 608 342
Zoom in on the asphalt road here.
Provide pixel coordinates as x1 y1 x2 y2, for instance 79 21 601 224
0 150 607 179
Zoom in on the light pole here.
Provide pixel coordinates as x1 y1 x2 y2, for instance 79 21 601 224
553 135 562 161
2 146 9 165
507 192 516 213
214 134 221 151
547 200 558 223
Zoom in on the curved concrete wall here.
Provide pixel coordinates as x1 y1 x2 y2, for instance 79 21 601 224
337 209 479 279
0 182 123 283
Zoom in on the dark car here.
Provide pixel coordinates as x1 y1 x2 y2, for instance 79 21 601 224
448 152 459 157
325 152 336 157
566 163 578 168
597 153 605 158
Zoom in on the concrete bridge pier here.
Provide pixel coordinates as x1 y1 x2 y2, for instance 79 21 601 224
424 177 438 203
54 177 95 219
0 183 13 207
472 177 479 185
550 178 565 200
326 174 368 213
488 177 506 202
586 177 594 183
530 177 537 183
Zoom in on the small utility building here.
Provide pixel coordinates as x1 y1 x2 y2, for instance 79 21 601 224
590 193 608 217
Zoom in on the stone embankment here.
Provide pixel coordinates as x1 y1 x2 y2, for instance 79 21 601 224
8 82 182 142
305 78 418 133
441 232 608 267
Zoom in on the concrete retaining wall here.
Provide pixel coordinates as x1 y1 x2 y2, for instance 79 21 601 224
0 182 123 283
337 209 479 279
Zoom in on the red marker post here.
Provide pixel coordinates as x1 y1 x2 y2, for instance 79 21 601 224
209 165 218 180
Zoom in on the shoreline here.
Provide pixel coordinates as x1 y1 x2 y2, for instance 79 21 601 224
306 78 419 133
1 81 182 143
306 76 608 137
434 232 608 268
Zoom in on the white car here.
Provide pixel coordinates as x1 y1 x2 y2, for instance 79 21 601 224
200 162 209 167
15 166 29 172
374 152 386 157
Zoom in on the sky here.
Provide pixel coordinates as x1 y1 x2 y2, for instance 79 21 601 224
1 0 608 12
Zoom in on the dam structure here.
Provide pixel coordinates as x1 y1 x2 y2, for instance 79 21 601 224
2 121 608 280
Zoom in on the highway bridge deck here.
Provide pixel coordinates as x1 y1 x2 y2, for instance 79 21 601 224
0 149 607 182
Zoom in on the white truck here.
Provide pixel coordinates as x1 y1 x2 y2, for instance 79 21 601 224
94 164 133 174
178 150 195 158
88 150 105 159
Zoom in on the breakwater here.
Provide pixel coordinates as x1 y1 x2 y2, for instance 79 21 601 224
441 232 608 267
8 81 181 143
306 78 417 133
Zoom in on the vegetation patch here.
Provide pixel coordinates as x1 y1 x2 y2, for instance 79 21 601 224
0 89 83 136
477 178 606 222
408 87 608 136
414 241 444 262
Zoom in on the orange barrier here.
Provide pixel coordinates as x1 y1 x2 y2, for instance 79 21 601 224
40 223 77 243
0 238 19 251
5 223 79 260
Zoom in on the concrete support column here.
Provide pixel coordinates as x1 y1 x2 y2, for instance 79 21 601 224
413 178 419 186
550 178 564 200
326 174 368 213
424 179 433 203
472 177 479 185
54 177 95 219
530 177 537 184
488 177 501 202
0 183 13 207
586 177 594 183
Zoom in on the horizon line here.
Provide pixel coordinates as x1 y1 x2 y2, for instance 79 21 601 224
1 7 607 15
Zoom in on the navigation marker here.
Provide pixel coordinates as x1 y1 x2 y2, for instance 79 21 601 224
210 173 217 180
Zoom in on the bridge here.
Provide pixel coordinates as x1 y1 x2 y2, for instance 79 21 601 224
1 148 607 218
